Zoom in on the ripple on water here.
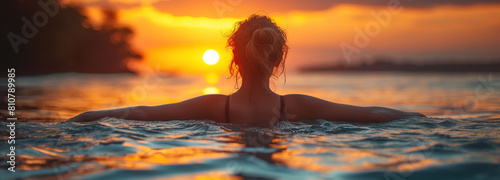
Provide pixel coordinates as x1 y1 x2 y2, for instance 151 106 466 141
1 116 499 180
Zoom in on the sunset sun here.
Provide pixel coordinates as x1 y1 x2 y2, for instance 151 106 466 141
203 49 219 65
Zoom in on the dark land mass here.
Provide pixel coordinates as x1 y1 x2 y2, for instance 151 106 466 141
1 0 142 76
299 60 500 73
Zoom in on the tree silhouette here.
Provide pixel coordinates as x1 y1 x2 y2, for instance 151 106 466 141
1 0 142 76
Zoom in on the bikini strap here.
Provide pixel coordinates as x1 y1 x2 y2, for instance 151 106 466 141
280 95 286 121
225 95 230 123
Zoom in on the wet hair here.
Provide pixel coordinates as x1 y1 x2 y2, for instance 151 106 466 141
227 14 288 87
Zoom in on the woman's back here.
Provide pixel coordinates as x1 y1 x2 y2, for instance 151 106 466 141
225 93 284 124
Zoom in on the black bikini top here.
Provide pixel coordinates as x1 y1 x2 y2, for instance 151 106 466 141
225 95 286 123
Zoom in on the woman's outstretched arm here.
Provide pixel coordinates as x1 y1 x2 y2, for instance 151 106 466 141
66 95 226 122
285 94 425 123
67 106 150 122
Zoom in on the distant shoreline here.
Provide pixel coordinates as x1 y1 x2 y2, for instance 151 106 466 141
299 61 500 73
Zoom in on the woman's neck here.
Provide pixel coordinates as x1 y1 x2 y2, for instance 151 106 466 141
235 78 276 97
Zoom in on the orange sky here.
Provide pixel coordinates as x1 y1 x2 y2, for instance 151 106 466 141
63 0 500 74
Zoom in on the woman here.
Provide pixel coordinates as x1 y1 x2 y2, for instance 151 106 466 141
68 14 424 123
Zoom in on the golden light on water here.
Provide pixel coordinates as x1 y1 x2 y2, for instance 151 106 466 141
205 73 219 84
203 49 219 65
203 87 220 94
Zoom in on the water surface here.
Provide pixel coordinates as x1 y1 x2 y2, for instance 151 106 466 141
1 72 499 179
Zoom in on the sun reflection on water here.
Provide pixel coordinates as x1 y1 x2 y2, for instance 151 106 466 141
203 87 220 94
205 72 220 84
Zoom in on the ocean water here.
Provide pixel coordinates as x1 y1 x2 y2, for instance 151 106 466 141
1 72 500 179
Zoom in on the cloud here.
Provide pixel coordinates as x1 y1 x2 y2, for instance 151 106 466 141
150 0 500 18
65 0 500 18
62 0 158 9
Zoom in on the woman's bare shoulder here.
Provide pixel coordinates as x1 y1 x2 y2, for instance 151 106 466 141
281 94 332 121
192 94 228 102
179 94 228 109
